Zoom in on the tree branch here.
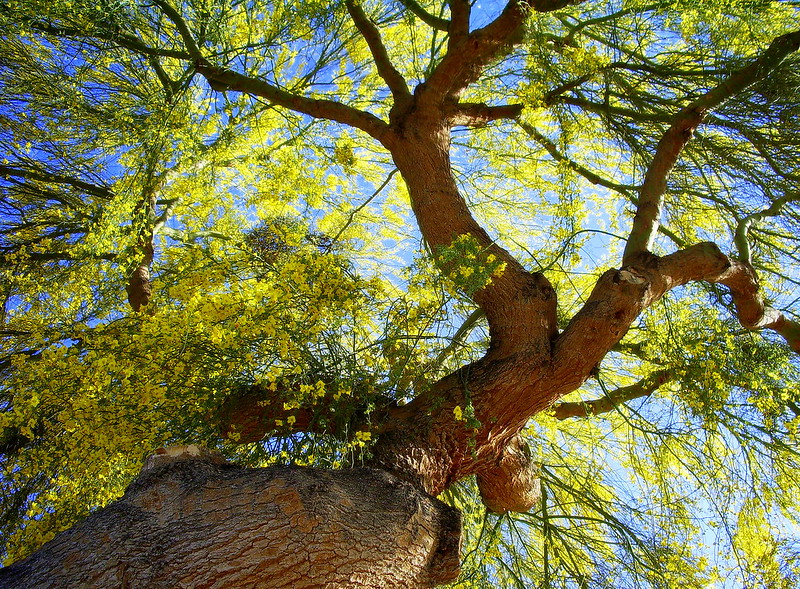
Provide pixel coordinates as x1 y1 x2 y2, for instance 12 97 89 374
150 0 203 61
16 17 191 60
447 102 524 126
193 63 390 141
447 0 471 49
422 0 529 102
396 0 450 31
710 259 800 353
0 164 114 200
623 30 800 264
734 192 800 265
552 369 672 419
517 120 636 194
554 242 800 395
345 1 411 103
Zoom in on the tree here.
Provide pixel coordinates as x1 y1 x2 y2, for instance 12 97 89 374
1 0 799 586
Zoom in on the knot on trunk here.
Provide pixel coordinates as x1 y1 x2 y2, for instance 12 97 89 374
476 434 541 514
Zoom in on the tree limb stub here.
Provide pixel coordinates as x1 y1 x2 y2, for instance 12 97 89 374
0 447 462 589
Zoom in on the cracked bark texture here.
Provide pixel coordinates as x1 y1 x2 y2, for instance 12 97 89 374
0 449 461 589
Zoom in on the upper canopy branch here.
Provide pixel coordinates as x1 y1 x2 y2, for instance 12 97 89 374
396 0 450 31
734 192 800 266
0 164 114 201
13 15 191 60
345 1 411 105
193 62 390 141
623 30 800 265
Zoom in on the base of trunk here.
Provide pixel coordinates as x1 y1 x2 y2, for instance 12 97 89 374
0 448 462 588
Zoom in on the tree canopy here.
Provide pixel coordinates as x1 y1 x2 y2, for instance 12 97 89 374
1 0 800 586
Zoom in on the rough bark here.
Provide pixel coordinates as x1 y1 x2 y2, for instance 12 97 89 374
0 447 461 589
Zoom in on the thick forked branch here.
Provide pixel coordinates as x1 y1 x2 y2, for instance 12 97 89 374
623 30 800 264
422 0 584 103
552 369 673 419
345 1 411 103
422 0 529 101
711 259 800 353
554 242 800 397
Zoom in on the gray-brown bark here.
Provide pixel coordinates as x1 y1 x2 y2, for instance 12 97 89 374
0 447 461 589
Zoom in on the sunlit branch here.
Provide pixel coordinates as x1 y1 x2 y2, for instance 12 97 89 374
447 102 523 126
150 0 389 139
345 1 411 103
422 0 529 102
559 4 647 44
17 17 191 60
430 308 485 369
623 30 800 265
150 0 203 61
147 55 181 101
709 259 800 354
551 95 673 121
552 369 672 419
329 169 398 246
0 251 117 265
396 0 449 31
193 63 390 141
517 120 636 194
553 241 799 392
734 192 800 265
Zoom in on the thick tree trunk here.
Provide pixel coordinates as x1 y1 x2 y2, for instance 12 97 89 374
0 447 461 589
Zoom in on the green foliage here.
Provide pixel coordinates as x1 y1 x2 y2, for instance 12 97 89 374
1 0 799 586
